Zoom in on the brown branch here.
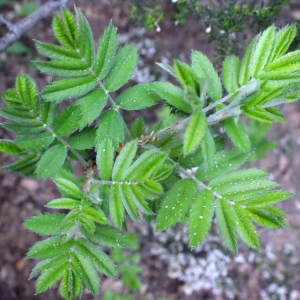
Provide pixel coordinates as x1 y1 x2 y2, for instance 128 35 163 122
0 0 71 53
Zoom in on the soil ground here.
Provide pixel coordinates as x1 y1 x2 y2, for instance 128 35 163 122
1 1 300 299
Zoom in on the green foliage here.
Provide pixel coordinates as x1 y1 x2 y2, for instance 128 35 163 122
125 0 291 65
1 8 299 299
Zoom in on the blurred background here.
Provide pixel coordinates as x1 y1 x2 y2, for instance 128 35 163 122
1 0 300 299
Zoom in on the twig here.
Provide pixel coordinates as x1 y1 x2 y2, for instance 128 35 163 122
0 0 71 53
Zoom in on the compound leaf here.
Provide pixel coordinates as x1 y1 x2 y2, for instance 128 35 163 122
24 212 65 236
35 144 67 179
251 25 275 77
0 139 23 155
75 238 116 278
150 82 192 114
96 139 114 180
42 75 97 103
36 259 68 294
191 50 222 100
109 184 124 227
96 109 124 149
156 178 197 231
221 117 251 152
94 23 118 79
67 127 96 150
52 105 81 136
216 198 237 252
104 44 138 92
75 89 107 130
188 189 215 247
116 83 160 110
71 251 99 296
112 139 137 181
233 205 260 250
222 55 240 93
15 131 54 150
184 110 207 156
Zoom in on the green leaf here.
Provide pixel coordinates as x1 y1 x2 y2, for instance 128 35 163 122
188 189 215 247
15 131 54 150
94 23 118 79
53 174 83 199
265 50 300 73
112 140 137 181
104 44 138 92
52 105 81 136
41 102 57 125
74 8 95 67
191 50 222 100
67 127 96 150
1 153 39 176
250 25 275 77
150 81 192 114
27 236 74 259
124 184 153 215
59 268 82 300
130 118 145 139
81 224 128 248
184 110 207 156
42 75 97 103
70 251 99 296
6 41 30 54
24 212 65 236
244 107 281 123
236 190 292 207
61 8 78 41
216 199 237 252
246 207 286 229
118 185 139 222
0 140 23 155
196 148 249 181
239 36 258 86
30 253 69 279
18 2 38 16
268 24 297 63
109 184 125 227
222 55 240 93
35 144 67 179
35 41 81 61
36 259 68 294
156 62 177 77
46 198 81 209
34 60 90 77
156 178 197 231
201 128 215 170
15 74 40 113
2 121 44 134
52 14 74 49
174 60 196 89
221 118 251 152
96 109 124 149
81 207 107 224
76 89 108 130
209 168 277 200
0 108 36 122
233 205 260 250
122 149 167 181
75 238 116 277
116 83 160 110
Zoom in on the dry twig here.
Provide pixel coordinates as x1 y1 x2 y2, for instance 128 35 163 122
0 0 71 53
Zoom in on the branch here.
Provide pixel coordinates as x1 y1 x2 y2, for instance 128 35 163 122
0 0 71 53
